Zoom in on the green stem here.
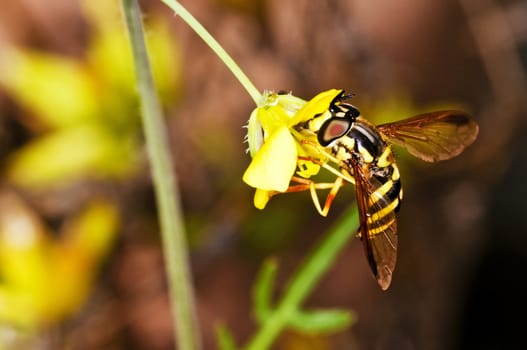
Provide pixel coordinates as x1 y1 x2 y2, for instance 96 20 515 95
245 207 359 350
159 0 262 104
121 1 201 349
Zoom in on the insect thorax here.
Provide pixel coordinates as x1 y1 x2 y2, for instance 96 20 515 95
331 119 387 166
331 118 403 211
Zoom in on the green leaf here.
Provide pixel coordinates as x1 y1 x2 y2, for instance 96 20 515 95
252 258 278 324
215 324 238 350
288 308 355 334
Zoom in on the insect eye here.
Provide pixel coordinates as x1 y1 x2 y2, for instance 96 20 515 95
317 117 353 146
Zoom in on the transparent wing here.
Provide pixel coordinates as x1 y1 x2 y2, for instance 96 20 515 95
351 162 398 291
377 110 479 162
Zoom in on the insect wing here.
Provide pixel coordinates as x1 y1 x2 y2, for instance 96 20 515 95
352 162 398 290
377 110 478 162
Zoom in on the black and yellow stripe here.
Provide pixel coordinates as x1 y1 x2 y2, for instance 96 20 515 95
334 118 404 236
293 89 478 290
330 118 402 289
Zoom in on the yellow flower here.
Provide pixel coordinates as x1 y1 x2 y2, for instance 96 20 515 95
243 89 343 209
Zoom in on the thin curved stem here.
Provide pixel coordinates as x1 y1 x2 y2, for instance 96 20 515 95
160 0 262 104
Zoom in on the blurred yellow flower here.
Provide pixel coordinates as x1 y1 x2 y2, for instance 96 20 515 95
0 192 119 329
0 0 181 189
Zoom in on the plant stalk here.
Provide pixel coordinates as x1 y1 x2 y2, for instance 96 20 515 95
245 207 359 350
121 1 201 349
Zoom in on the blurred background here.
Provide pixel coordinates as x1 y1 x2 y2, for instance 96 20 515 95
0 0 526 349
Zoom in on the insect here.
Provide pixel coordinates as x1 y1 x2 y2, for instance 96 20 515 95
293 90 479 290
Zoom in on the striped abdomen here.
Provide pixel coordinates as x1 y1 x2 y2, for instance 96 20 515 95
332 118 403 224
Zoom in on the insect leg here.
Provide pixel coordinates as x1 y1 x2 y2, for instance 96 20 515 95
315 176 344 216
299 139 342 164
297 156 355 185
288 176 345 216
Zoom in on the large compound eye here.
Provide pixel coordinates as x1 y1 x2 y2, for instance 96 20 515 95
317 117 353 146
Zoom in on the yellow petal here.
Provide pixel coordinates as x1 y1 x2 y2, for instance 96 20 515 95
254 189 272 209
243 125 297 192
0 48 98 129
288 89 342 126
6 124 139 189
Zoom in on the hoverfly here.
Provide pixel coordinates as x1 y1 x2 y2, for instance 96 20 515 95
293 90 479 290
